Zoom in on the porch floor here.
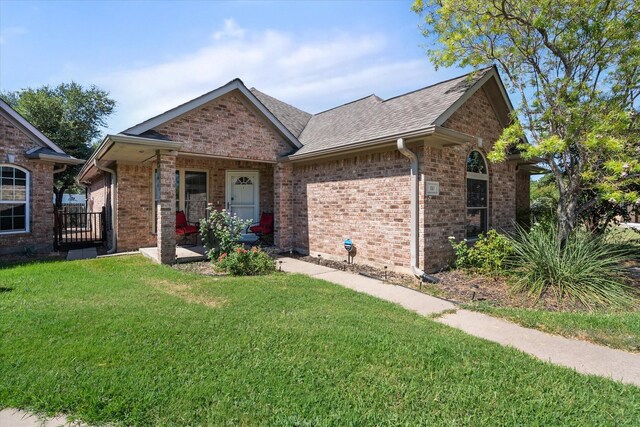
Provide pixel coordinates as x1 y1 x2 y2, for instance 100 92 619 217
140 245 207 264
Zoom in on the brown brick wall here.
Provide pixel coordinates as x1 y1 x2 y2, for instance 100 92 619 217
0 114 55 254
424 86 517 270
156 91 293 161
88 174 107 212
290 86 519 273
157 153 177 264
292 148 417 270
115 163 156 251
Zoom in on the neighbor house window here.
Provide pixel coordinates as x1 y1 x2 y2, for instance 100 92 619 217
153 169 207 231
0 165 29 233
466 151 488 238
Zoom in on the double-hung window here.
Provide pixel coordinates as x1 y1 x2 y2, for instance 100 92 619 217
466 151 488 239
0 165 29 234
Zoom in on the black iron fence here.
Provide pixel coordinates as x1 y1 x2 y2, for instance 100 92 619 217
54 207 106 249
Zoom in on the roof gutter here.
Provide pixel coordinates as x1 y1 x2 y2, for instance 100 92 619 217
396 138 438 283
25 153 85 165
286 126 471 162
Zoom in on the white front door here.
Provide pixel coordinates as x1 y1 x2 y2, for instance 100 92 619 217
225 170 260 225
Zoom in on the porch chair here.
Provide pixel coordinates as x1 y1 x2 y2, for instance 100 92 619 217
176 210 199 246
248 212 274 246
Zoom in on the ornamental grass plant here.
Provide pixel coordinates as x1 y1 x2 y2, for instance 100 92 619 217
507 223 638 309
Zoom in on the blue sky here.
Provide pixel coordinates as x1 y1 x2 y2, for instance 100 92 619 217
0 0 474 134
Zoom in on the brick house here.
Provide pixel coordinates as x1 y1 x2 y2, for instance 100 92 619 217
0 99 84 255
78 66 533 274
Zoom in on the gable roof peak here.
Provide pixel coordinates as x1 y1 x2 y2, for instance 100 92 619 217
122 78 302 148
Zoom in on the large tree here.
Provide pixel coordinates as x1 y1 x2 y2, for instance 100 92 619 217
1 82 115 207
413 0 640 241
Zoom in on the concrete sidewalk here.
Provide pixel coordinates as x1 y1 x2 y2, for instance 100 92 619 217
0 408 83 427
279 257 640 387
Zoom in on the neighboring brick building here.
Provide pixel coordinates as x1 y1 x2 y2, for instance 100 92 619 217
0 99 83 255
78 66 533 274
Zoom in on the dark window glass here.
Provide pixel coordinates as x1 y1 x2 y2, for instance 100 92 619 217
185 171 207 223
0 167 28 232
467 151 487 174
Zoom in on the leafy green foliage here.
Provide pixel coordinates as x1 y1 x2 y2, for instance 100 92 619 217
1 256 638 425
507 223 638 309
216 246 276 276
530 175 558 223
449 230 513 275
413 0 640 242
1 83 115 204
199 208 250 261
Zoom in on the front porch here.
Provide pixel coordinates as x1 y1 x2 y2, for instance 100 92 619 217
88 134 290 264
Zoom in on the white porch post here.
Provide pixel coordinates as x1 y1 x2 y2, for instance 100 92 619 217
156 150 177 264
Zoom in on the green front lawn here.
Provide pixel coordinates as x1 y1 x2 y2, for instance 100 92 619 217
1 256 638 426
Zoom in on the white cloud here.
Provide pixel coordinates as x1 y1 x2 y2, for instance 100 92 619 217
98 21 437 132
212 19 246 41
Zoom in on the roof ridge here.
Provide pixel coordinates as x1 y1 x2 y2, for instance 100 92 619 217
0 98 67 154
122 78 244 134
382 66 494 103
249 88 312 117
313 94 381 116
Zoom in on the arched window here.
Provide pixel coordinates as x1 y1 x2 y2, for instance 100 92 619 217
466 151 488 238
0 165 29 233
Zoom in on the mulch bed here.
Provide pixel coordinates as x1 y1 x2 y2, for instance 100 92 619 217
173 251 639 313
294 255 617 312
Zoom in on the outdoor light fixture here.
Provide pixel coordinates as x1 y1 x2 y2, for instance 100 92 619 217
6 153 16 163
344 239 354 264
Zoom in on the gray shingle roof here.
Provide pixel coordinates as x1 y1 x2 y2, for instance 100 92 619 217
250 88 312 138
293 68 492 155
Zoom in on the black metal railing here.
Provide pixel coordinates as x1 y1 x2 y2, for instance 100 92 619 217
54 207 106 249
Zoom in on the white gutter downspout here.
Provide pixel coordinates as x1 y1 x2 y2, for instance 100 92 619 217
52 164 67 174
94 160 117 254
397 138 438 283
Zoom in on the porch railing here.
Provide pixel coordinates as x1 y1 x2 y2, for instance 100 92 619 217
54 207 106 249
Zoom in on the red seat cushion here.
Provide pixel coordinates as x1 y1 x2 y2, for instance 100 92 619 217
176 211 189 228
176 224 198 235
249 225 270 234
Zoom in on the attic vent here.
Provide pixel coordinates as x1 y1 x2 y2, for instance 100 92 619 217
234 176 253 185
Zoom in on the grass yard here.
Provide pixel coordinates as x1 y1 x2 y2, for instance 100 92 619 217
1 256 639 426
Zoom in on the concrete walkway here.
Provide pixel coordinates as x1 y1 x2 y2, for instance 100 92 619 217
66 247 97 261
0 408 83 427
279 257 640 387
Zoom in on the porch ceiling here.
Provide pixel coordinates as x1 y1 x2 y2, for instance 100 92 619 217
78 134 182 182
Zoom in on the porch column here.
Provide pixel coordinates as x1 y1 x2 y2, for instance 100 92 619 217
156 151 177 264
273 163 294 250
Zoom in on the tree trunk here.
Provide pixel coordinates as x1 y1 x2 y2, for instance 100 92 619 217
53 186 66 210
556 187 579 245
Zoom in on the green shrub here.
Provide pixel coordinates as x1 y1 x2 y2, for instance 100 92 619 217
199 208 251 260
449 230 513 275
507 223 638 308
216 246 276 276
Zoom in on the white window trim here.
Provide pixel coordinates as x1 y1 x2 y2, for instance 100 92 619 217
0 164 30 235
151 167 208 233
466 151 489 238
